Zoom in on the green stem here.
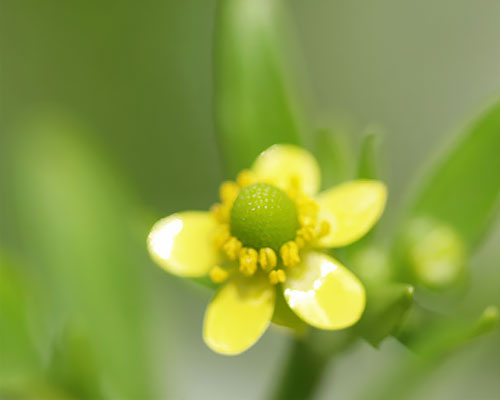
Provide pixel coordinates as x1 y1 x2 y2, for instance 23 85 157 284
270 338 330 400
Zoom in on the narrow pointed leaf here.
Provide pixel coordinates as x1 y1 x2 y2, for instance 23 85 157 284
408 99 500 248
357 130 381 180
214 0 305 176
314 129 352 189
9 114 153 399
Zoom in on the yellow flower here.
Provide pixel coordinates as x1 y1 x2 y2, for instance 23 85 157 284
147 144 387 355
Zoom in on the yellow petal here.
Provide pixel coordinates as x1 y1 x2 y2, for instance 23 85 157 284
203 274 275 355
316 180 387 248
283 252 365 330
252 144 321 195
147 211 219 277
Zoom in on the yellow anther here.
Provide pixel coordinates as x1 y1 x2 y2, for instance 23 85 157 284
223 236 242 260
298 214 316 228
269 269 287 285
209 265 229 283
318 220 330 238
259 247 277 271
295 237 305 248
297 226 316 242
219 181 240 204
239 247 258 276
236 169 255 188
280 241 300 267
213 224 231 248
211 203 230 223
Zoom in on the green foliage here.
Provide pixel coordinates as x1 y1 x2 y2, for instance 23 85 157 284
314 129 353 188
357 130 381 180
409 99 500 248
214 0 305 176
0 255 42 391
357 283 414 347
7 114 153 399
361 306 498 400
47 326 103 400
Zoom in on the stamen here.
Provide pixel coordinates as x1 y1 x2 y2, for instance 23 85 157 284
236 170 255 188
295 237 305 248
219 181 240 204
213 224 230 248
259 247 277 271
209 265 229 283
297 226 315 242
280 241 300 267
269 269 286 285
298 214 315 228
239 247 258 276
223 236 242 260
211 203 230 223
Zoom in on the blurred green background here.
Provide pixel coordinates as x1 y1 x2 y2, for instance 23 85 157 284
1 1 500 399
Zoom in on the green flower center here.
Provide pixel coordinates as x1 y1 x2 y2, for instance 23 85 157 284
230 183 299 251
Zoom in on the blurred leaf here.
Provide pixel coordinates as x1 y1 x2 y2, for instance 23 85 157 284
314 129 352 189
48 324 103 400
357 129 381 180
0 254 42 389
9 113 153 399
404 305 498 357
362 306 498 400
408 99 500 249
357 283 414 347
214 0 305 176
348 246 391 285
342 130 384 256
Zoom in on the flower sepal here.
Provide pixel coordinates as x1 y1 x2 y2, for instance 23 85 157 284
355 282 414 348
271 290 308 336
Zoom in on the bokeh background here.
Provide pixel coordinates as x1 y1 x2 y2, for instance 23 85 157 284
1 1 500 399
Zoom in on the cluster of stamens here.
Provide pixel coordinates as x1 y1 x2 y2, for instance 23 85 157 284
209 170 330 285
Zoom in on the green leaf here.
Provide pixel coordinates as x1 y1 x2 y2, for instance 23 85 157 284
0 254 42 388
314 129 352 189
9 113 153 399
361 306 498 400
48 324 103 400
357 129 381 180
403 305 499 357
214 0 305 176
408 99 500 249
357 283 414 347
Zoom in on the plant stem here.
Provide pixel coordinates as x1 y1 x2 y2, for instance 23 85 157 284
270 338 330 400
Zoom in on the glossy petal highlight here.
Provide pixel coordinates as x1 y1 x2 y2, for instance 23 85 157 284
203 274 275 355
252 144 321 195
147 212 219 277
316 180 387 247
283 252 365 330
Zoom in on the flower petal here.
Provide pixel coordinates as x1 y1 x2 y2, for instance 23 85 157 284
203 274 275 355
283 252 365 330
147 211 219 277
252 144 321 195
316 180 387 248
